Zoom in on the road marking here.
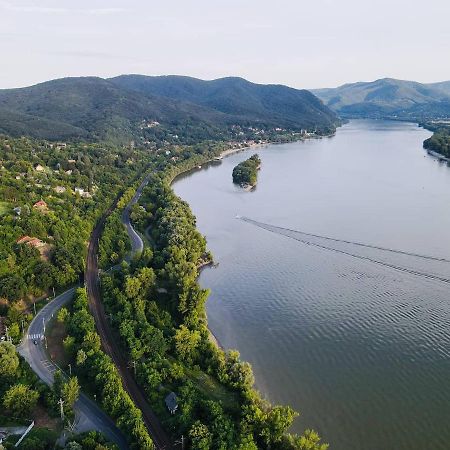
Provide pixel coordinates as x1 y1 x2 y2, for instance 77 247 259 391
28 334 43 340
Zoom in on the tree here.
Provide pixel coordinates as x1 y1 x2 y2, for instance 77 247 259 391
174 325 201 363
124 276 142 300
57 307 70 323
189 421 212 450
63 335 76 356
62 376 80 409
7 322 21 343
284 429 329 450
0 341 19 377
260 405 298 446
3 384 39 417
76 349 87 366
65 442 83 450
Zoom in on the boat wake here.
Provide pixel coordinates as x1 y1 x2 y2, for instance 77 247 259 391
239 217 450 284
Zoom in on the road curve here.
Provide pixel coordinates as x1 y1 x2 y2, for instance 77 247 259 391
17 288 128 450
86 174 173 450
121 175 148 257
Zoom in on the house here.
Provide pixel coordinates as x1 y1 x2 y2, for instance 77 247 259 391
74 187 84 196
65 170 73 175
165 392 178 414
67 159 76 164
34 164 45 172
54 186 66 193
13 206 21 216
33 200 48 210
57 142 67 149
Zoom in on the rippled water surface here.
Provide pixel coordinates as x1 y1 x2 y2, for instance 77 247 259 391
173 120 450 450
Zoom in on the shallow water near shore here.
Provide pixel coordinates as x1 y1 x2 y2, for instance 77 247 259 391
173 120 450 450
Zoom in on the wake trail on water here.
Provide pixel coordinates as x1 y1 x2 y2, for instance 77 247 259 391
239 217 450 284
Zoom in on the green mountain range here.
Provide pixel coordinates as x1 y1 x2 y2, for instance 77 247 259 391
0 75 339 142
312 78 450 120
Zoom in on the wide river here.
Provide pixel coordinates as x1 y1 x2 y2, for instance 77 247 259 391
173 120 450 450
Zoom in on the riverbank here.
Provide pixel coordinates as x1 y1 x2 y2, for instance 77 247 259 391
426 148 450 162
172 120 450 450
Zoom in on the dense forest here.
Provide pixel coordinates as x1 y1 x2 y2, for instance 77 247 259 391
232 154 261 187
423 125 450 158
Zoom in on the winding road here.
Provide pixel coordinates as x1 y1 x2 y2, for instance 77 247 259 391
17 173 168 450
86 174 173 450
17 288 128 450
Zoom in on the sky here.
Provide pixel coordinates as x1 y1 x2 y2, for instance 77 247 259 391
1 0 450 90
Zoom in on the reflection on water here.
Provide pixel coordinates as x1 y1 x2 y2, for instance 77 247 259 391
173 120 450 450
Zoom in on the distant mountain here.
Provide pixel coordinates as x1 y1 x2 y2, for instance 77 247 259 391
0 76 339 143
110 75 338 131
312 78 450 120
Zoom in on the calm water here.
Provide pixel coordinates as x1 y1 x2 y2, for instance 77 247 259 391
173 120 450 450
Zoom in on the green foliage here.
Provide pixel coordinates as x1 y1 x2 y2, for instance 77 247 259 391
66 430 119 449
0 134 151 343
66 288 154 449
11 427 58 450
0 342 19 378
174 325 201 364
57 307 70 323
2 383 39 417
189 421 213 450
423 126 450 158
232 154 261 186
99 168 328 450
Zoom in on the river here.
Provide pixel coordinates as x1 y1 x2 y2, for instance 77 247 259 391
173 119 450 450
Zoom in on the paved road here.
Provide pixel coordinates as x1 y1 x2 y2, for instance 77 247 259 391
121 174 150 258
17 288 128 450
86 174 173 450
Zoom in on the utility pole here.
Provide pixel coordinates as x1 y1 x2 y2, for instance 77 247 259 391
58 398 65 421
33 302 36 316
52 287 56 298
129 360 137 376
68 364 72 376
175 435 185 450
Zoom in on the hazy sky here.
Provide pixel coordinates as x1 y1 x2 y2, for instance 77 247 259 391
1 0 449 89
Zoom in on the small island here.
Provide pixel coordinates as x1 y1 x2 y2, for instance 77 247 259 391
232 154 261 189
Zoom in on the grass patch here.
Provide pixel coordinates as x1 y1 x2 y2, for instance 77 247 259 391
46 316 70 368
185 367 240 414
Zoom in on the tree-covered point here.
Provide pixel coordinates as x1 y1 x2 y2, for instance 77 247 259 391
423 125 450 158
232 154 261 187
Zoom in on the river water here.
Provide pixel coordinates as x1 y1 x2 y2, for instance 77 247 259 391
173 120 450 450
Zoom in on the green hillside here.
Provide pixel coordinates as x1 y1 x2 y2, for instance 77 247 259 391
312 78 450 120
0 76 339 144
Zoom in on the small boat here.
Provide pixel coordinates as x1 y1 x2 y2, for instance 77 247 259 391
197 165 202 169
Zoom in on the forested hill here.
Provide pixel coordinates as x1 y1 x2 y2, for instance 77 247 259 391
110 74 338 131
0 76 339 143
312 78 450 120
